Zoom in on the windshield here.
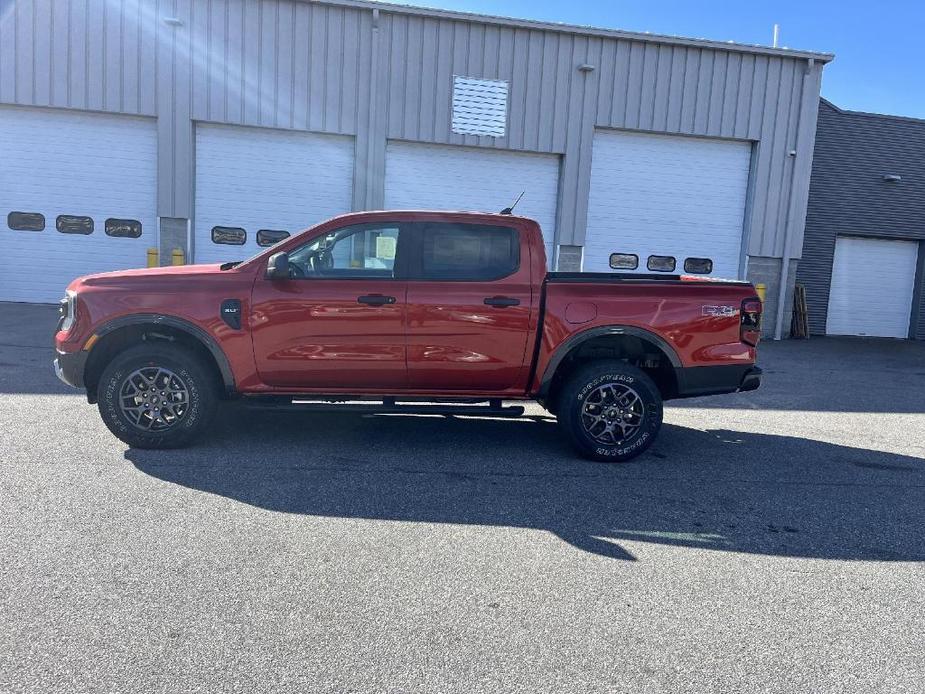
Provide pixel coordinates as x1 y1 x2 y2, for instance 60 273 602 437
225 232 302 269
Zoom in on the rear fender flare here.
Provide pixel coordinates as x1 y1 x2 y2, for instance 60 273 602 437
536 326 681 398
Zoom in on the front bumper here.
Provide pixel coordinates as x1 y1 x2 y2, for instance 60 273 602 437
54 350 87 389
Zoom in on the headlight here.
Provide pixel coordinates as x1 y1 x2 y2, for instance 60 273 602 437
58 290 77 333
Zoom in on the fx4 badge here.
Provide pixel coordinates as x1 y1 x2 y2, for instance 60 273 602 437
702 305 739 318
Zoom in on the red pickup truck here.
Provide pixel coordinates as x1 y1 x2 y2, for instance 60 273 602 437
54 211 762 461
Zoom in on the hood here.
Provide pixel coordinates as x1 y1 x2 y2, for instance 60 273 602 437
67 263 231 290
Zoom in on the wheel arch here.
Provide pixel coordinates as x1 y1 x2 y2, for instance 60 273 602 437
83 314 235 403
537 326 682 407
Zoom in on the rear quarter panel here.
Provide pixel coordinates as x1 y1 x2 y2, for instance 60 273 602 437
533 280 758 392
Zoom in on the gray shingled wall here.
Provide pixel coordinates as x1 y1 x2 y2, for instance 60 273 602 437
797 100 925 340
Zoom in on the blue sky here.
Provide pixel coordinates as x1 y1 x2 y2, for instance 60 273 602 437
381 0 925 119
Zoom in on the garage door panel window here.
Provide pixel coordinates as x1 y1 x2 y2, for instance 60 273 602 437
417 223 519 281
105 218 143 238
194 124 354 265
609 253 638 270
212 226 246 245
56 215 94 235
257 229 290 247
7 211 45 231
1 107 157 303
647 255 676 272
683 257 713 274
583 131 750 277
288 224 402 279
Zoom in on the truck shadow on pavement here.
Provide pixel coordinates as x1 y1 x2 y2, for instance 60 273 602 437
125 406 925 563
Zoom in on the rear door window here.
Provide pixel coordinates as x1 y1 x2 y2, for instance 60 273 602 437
413 223 519 281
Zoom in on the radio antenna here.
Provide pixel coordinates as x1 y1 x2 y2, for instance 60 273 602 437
500 191 525 215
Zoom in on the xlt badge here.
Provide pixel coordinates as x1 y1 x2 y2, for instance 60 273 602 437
220 299 242 330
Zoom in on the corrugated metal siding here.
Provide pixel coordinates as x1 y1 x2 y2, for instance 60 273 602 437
187 0 363 135
0 0 824 256
797 100 925 338
375 13 821 254
592 45 821 259
0 0 158 115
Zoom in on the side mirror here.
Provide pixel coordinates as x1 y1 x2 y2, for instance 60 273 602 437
266 252 290 280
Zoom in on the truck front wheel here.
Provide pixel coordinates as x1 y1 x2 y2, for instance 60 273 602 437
557 360 663 462
97 343 218 449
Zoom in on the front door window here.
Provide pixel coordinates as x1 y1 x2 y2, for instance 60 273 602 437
287 224 401 278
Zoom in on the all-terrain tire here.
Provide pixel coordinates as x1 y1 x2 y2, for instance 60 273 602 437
557 360 663 462
97 343 218 449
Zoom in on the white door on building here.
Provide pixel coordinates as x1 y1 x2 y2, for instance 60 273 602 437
384 141 560 265
194 124 354 264
0 107 157 304
826 236 918 338
583 130 751 278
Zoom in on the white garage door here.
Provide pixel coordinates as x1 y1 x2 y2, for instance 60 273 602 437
583 130 751 278
195 124 354 264
384 141 560 264
0 107 157 304
826 236 918 338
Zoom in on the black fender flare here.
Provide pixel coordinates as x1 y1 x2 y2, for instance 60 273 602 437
90 313 236 392
536 325 682 398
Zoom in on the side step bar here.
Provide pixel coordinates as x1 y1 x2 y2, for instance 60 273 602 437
243 396 525 418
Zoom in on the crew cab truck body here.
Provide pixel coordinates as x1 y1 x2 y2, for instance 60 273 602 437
54 211 762 461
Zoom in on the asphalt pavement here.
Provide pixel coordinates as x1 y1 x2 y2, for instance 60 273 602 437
1 301 923 693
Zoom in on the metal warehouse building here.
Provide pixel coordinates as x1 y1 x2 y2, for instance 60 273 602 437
0 0 831 337
798 99 925 340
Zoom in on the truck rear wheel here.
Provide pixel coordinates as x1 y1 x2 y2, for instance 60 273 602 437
97 343 218 449
557 360 663 462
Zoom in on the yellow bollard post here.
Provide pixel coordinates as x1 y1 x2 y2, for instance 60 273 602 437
146 247 159 268
755 283 767 304
171 248 185 266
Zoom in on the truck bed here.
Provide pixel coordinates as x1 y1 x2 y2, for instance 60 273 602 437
546 272 751 286
531 271 760 399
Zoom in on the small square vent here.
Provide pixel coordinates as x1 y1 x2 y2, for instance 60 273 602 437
451 76 508 137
